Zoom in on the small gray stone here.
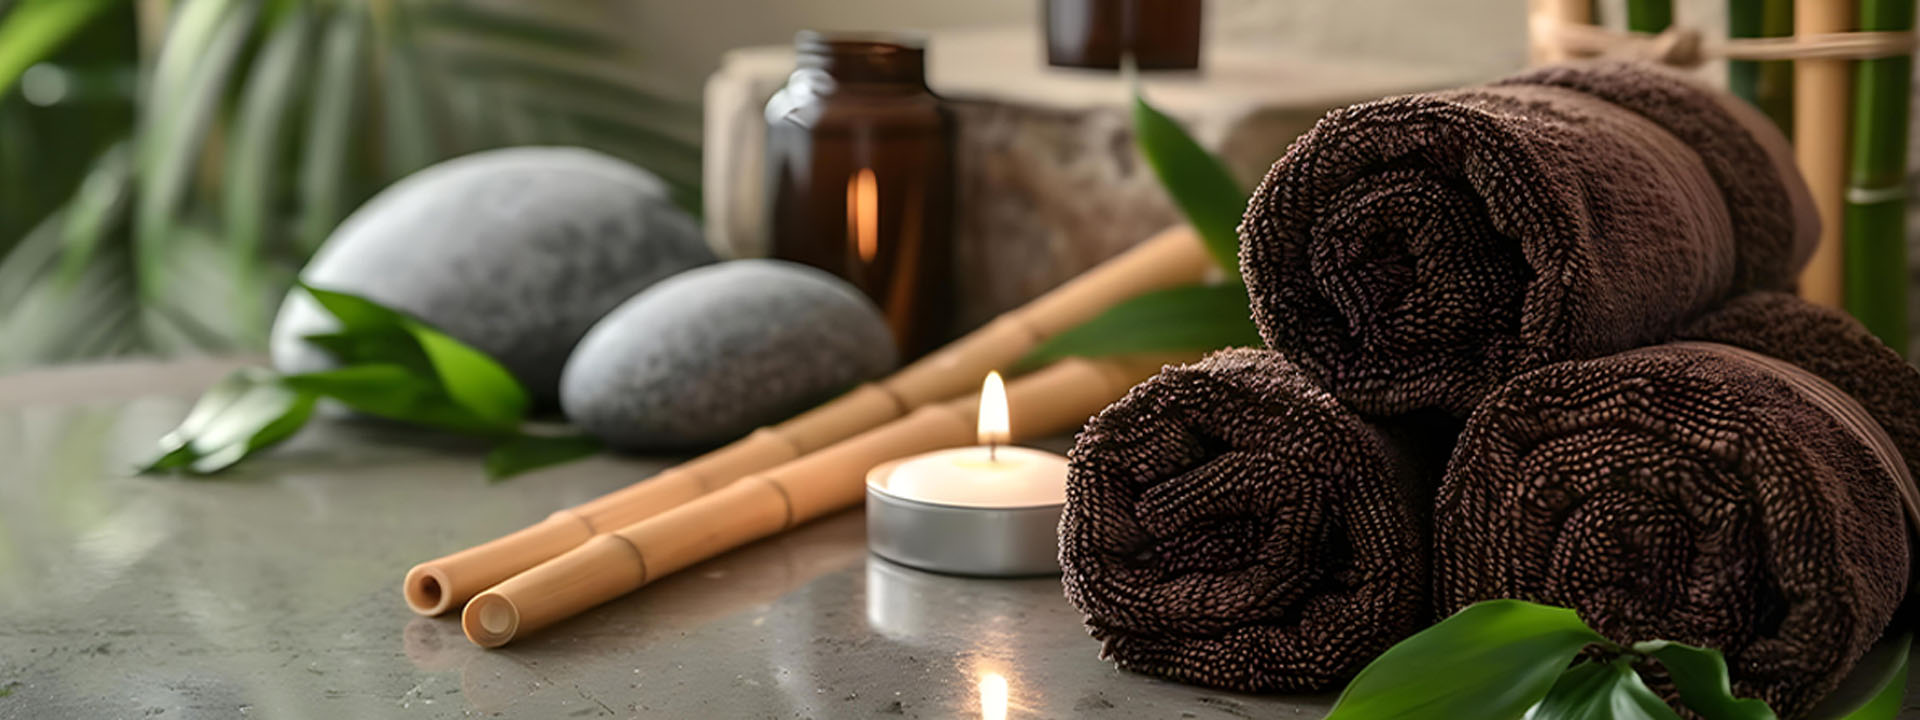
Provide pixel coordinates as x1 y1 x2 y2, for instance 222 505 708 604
561 260 898 451
269 147 715 404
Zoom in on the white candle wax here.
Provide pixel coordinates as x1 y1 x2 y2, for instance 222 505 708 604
877 445 1068 508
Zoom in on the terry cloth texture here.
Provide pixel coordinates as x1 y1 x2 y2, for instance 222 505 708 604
1675 291 1920 484
1239 61 1815 417
1060 349 1457 692
1434 336 1912 717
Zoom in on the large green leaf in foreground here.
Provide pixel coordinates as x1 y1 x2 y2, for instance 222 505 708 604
1325 600 1604 720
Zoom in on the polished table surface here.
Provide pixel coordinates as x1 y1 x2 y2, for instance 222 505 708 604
0 358 1334 719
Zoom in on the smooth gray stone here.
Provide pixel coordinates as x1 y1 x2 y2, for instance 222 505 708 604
269 146 715 404
561 259 897 451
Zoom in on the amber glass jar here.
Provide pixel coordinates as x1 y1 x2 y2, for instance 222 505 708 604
1045 0 1202 70
764 31 956 359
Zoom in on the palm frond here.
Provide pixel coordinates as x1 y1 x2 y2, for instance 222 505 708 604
223 3 312 342
133 0 255 300
0 0 120 96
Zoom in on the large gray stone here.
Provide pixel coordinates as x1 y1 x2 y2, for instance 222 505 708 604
270 146 715 405
561 259 897 452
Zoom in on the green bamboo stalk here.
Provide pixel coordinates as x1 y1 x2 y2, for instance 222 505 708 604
1728 0 1796 134
1842 0 1914 353
1626 0 1674 32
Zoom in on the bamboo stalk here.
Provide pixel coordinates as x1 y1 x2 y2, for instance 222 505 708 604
1793 0 1855 309
1530 0 1595 65
460 354 1187 647
1730 0 1798 134
1626 0 1675 32
401 226 1215 616
1842 0 1913 354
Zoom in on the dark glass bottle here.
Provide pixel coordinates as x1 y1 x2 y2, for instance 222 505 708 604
764 31 956 359
1044 0 1202 71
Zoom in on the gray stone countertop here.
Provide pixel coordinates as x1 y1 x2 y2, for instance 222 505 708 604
0 358 1330 719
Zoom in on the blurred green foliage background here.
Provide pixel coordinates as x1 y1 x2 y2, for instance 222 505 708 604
0 0 699 370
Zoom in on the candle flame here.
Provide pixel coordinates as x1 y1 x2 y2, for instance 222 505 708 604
979 673 1008 720
978 371 1011 448
847 168 878 263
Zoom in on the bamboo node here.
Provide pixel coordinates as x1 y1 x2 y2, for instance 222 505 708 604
1846 184 1908 206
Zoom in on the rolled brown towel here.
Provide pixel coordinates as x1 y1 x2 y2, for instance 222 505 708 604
1674 291 1920 482
1434 328 1914 716
1060 349 1455 692
1240 61 1817 417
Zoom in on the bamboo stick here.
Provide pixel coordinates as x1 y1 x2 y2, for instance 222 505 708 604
1627 0 1675 33
1730 0 1797 134
1530 0 1596 65
1842 0 1913 353
1793 0 1855 309
460 354 1187 647
402 226 1214 616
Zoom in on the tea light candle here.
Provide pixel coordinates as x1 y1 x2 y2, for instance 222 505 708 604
865 372 1071 576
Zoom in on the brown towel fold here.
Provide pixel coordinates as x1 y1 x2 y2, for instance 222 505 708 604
1675 291 1920 484
1059 349 1454 692
1240 61 1815 417
1434 335 1912 717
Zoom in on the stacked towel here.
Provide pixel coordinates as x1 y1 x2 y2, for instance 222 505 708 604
1434 295 1917 717
1238 62 1815 417
1675 292 1920 482
1062 61 1912 715
1059 349 1456 692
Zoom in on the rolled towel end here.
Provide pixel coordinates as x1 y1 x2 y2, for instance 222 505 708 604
1060 349 1448 692
1436 342 1910 717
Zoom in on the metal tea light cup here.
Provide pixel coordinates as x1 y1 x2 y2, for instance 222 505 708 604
864 458 1064 577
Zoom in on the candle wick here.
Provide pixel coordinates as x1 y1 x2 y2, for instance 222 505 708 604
989 440 997 463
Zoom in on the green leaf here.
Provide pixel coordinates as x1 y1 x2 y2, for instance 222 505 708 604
0 0 120 97
1838 636 1909 720
484 433 602 482
282 365 512 435
1526 659 1682 720
1633 641 1778 720
1819 634 1913 720
1133 94 1247 274
1021 283 1262 368
1326 600 1608 720
405 319 528 425
139 367 316 475
299 330 430 374
298 282 407 332
299 283 527 423
143 366 265 472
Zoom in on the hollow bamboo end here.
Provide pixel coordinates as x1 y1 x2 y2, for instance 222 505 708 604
462 592 521 648
456 534 649 647
398 512 597 617
403 564 457 617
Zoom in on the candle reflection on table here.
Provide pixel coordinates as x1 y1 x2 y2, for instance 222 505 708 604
979 671 1009 720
